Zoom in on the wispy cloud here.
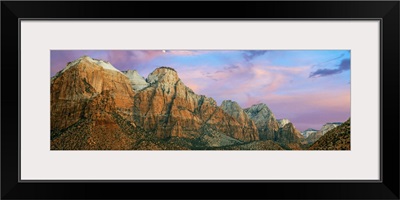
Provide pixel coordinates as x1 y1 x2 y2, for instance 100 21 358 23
309 58 350 78
242 50 268 61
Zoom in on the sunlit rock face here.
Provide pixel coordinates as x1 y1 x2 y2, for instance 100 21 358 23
133 67 259 142
51 56 136 150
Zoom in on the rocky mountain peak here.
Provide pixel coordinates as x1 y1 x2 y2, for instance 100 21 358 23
50 56 136 142
245 103 275 120
220 100 241 110
244 103 279 140
122 70 149 91
75 56 121 72
277 118 291 128
220 100 253 125
320 122 342 135
147 66 179 85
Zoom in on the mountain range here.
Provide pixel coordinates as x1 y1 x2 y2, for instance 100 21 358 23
50 56 350 150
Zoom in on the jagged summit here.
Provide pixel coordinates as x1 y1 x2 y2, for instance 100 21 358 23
244 103 279 140
244 103 275 119
220 100 250 122
220 100 240 107
277 118 291 128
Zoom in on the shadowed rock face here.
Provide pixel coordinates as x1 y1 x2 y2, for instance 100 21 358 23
276 122 303 144
244 103 279 140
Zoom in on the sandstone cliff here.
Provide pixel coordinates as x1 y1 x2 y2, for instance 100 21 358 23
51 56 137 150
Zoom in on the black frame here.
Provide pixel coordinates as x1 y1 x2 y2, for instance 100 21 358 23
2 1 399 199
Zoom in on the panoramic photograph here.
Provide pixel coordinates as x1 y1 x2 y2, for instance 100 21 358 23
50 50 351 150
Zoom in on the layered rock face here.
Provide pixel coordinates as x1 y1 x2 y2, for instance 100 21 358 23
275 122 303 144
220 100 258 140
244 104 304 149
244 103 279 140
132 67 259 142
51 56 136 149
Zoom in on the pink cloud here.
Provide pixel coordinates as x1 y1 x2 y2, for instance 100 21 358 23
106 50 165 67
253 89 351 130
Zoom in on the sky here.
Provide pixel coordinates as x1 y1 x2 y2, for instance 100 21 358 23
51 50 351 131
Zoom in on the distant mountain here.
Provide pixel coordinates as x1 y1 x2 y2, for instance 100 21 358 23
301 128 318 138
305 122 343 144
50 56 349 150
309 119 350 150
277 118 290 128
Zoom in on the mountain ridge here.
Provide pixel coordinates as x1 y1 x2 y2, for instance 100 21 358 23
50 56 350 150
